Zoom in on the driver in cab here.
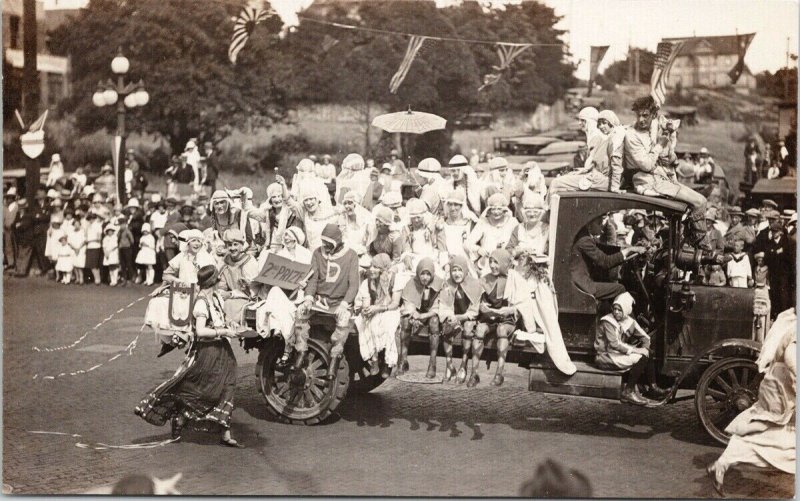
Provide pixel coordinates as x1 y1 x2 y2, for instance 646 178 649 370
570 215 645 302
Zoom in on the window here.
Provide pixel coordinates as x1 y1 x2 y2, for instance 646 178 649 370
9 15 20 49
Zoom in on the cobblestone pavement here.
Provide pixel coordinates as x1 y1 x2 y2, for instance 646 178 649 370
3 277 794 497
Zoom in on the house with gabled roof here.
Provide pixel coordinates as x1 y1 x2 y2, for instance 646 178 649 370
663 34 757 91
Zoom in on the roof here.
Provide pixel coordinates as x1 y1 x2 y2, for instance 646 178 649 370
751 177 798 195
537 141 585 155
663 33 756 56
557 190 689 214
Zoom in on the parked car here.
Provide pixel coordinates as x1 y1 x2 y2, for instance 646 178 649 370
453 112 493 130
493 135 558 155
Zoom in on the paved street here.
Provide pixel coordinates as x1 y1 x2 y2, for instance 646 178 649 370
2 277 794 497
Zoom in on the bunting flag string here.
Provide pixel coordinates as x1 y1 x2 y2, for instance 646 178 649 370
228 5 276 64
479 43 532 91
390 36 427 94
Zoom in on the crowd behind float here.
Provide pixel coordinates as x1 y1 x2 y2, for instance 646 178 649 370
4 96 797 447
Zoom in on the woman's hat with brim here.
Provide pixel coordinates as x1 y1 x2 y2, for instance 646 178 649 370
179 229 204 242
417 158 441 179
196 265 220 289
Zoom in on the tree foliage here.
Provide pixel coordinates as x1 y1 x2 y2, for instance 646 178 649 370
48 0 575 159
756 68 797 100
598 48 655 88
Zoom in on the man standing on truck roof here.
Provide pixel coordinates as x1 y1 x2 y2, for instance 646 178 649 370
623 96 710 251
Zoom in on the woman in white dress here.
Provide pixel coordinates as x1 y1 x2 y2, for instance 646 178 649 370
354 253 402 378
255 226 313 365
162 229 217 286
136 223 158 285
435 188 476 274
506 192 549 255
707 308 796 495
465 192 518 276
54 231 75 284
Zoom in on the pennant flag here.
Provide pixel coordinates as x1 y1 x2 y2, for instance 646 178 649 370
728 33 755 84
390 36 427 94
587 45 610 95
27 109 48 132
650 41 684 108
229 5 274 64
479 43 532 91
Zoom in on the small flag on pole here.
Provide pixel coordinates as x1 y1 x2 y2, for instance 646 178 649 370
587 45 609 96
228 5 274 64
390 36 427 94
27 109 48 132
650 41 684 108
728 33 755 84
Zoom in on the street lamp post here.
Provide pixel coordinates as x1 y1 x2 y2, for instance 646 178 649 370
92 47 149 207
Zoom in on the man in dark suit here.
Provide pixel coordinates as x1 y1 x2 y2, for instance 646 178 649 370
754 210 795 317
570 215 645 301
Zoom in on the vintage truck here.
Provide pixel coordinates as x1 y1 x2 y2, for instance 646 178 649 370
248 191 768 444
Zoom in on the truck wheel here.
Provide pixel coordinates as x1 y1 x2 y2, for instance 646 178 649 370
695 357 761 444
259 338 350 425
344 338 387 394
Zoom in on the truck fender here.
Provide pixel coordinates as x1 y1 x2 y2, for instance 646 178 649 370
671 338 762 392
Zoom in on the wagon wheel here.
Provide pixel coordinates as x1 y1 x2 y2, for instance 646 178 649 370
344 337 388 395
695 357 762 444
259 338 349 425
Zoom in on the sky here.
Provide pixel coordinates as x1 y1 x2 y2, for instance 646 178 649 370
45 0 799 79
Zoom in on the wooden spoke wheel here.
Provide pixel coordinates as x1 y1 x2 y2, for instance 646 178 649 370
344 338 387 395
695 357 762 444
259 338 349 425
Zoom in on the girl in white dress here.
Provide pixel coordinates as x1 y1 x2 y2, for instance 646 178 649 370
68 218 86 285
102 226 120 286
136 223 157 285
54 231 75 284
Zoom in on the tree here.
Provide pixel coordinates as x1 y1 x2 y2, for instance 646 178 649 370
756 68 797 99
598 48 655 87
47 0 290 153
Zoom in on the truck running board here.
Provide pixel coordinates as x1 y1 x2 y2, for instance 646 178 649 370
528 360 626 400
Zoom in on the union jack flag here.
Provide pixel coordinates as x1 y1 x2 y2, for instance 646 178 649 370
650 41 684 107
479 43 532 92
228 5 275 64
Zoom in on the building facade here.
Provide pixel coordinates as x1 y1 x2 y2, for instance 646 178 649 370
3 0 72 119
663 34 757 91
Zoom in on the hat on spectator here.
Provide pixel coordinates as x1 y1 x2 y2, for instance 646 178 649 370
390 149 400 157
308 154 318 162
380 162 394 173
284 226 306 246
47 189 59 199
6 187 17 197
728 206 743 217
699 147 710 155
754 251 765 259
141 223 152 234
180 204 194 216
126 198 140 208
266 183 283 198
406 198 428 216
762 199 778 209
487 192 510 210
448 155 469 168
185 140 196 150
150 193 162 204
101 164 113 173
166 197 178 206
179 229 204 242
320 223 343 248
342 153 365 172
782 209 796 218
745 208 760 218
704 209 717 221
51 153 61 163
104 225 118 234
444 188 466 205
380 190 402 208
374 206 394 226
417 158 441 178
489 157 509 171
196 265 220 289
92 194 104 203
764 209 781 220
16 198 27 208
223 228 246 244
577 107 599 121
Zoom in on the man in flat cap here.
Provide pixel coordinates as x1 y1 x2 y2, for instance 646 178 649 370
754 209 795 317
724 206 755 252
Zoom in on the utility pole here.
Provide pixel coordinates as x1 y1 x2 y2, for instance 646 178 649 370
634 49 640 84
785 36 791 100
22 0 40 206
628 48 634 84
